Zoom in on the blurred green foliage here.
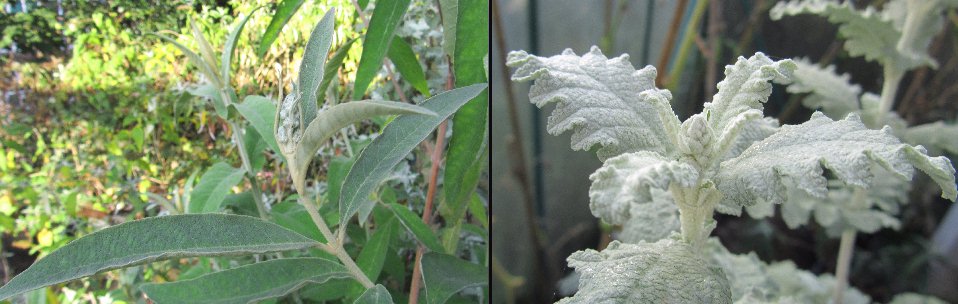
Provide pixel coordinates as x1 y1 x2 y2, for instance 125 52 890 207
0 0 470 302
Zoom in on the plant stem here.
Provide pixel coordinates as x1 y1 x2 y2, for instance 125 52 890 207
228 121 270 219
666 0 709 92
655 0 689 87
833 228 857 304
876 67 904 127
297 188 375 289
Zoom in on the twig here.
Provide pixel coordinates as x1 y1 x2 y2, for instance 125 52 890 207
704 0 724 101
833 228 857 304
735 0 767 54
656 0 689 87
407 74 452 304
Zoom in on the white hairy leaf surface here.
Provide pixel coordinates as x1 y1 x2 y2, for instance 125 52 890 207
557 239 732 304
770 0 938 72
617 189 680 243
719 116 780 163
703 53 794 134
716 112 957 209
588 151 698 225
888 292 950 304
706 239 871 304
507 46 680 161
788 58 861 119
904 121 958 156
779 173 908 237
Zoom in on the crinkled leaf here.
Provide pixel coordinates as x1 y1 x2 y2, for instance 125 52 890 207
353 0 412 99
903 121 958 155
353 285 393 304
421 252 487 304
716 112 957 209
256 0 305 57
617 189 680 243
298 9 337 125
0 214 317 301
703 53 795 134
508 46 680 161
140 258 350 304
719 117 780 163
338 85 484 222
788 58 861 119
236 95 280 154
557 238 731 304
770 0 938 71
188 162 247 214
588 151 697 225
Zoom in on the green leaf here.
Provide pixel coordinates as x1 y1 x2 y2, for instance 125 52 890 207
256 0 305 58
421 252 486 304
140 258 350 304
0 214 317 301
325 156 355 210
319 38 358 101
354 285 393 304
443 0 489 249
439 0 458 58
189 18 220 79
188 162 247 214
185 82 227 118
148 33 220 87
222 7 260 87
339 84 486 222
299 9 337 124
387 203 442 252
348 218 399 298
357 218 398 282
387 38 430 97
236 95 280 154
352 0 412 100
271 200 327 243
467 194 488 229
284 100 435 192
243 125 268 172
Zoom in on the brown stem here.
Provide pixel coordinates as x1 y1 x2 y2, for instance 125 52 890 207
704 0 724 101
494 0 557 301
656 0 689 87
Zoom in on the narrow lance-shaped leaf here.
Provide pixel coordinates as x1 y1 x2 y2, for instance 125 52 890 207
235 95 281 154
189 18 220 78
387 38 431 97
277 94 435 193
188 162 247 214
185 82 228 118
256 0 305 58
319 38 358 102
716 112 958 213
387 203 443 252
299 9 337 126
439 0 458 58
354 285 393 304
421 252 488 304
148 33 220 87
507 46 680 161
556 239 732 304
347 218 398 298
141 258 350 304
441 0 489 251
0 214 318 301
222 7 261 87
353 0 412 100
339 84 486 222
